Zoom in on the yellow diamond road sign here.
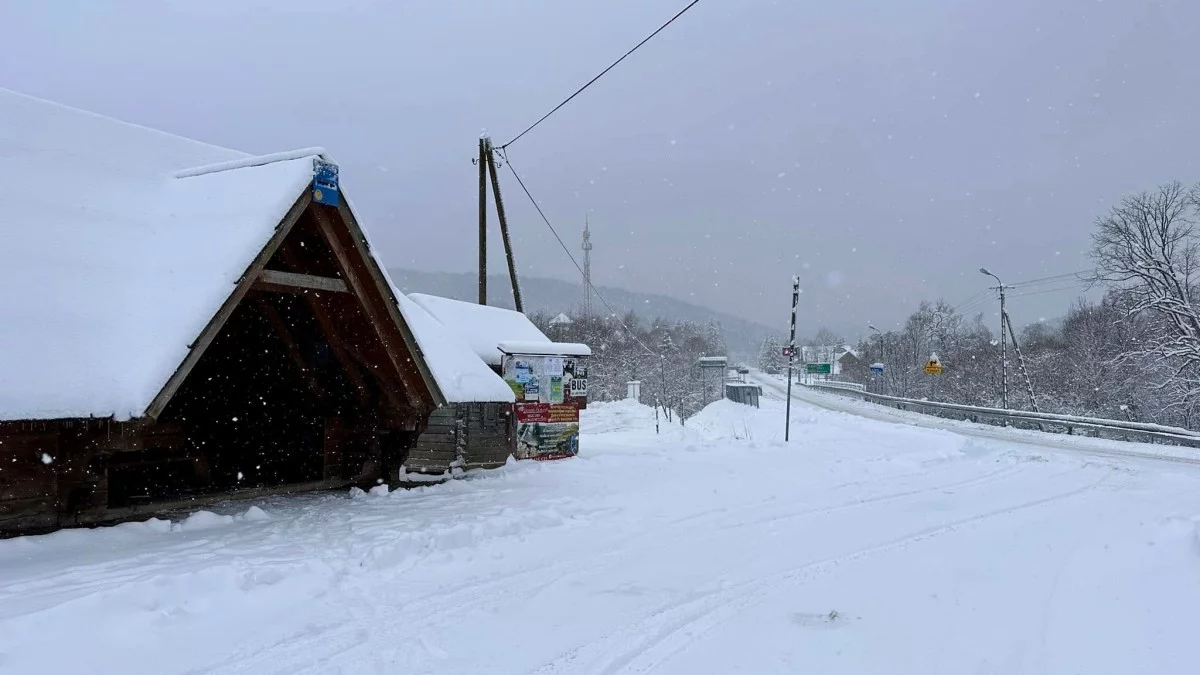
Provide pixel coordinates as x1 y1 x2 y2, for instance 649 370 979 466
924 352 943 375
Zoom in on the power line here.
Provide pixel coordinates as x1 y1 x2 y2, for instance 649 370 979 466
955 269 1093 314
1006 269 1093 290
498 149 659 357
958 296 998 317
952 288 990 310
1009 282 1090 299
501 0 704 149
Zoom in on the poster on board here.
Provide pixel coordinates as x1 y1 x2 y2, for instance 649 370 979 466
502 351 586 460
513 401 580 460
522 377 540 401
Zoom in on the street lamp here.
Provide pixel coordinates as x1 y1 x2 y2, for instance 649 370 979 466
979 268 1008 408
868 324 887 395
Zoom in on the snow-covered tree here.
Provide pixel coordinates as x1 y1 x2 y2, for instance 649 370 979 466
1091 181 1200 385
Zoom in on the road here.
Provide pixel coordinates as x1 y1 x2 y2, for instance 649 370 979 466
2 396 1199 674
751 370 1200 468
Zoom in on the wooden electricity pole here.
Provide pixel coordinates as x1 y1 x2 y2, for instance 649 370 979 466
478 138 488 305
476 136 524 312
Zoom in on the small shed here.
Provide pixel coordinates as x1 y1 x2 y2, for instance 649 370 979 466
0 89 448 535
408 295 592 462
391 294 516 475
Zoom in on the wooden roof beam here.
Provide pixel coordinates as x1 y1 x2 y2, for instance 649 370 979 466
256 269 348 294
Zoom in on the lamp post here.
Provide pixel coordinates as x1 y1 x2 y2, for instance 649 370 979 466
869 324 887 395
979 268 1008 409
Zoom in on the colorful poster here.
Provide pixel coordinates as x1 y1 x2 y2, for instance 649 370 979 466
513 360 534 383
523 377 540 401
514 401 580 460
549 376 564 404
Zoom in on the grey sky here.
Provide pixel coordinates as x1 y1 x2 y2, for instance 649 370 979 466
3 0 1198 341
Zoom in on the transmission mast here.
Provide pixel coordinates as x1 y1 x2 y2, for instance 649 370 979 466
581 216 593 318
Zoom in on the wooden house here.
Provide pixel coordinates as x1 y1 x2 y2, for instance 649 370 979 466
0 89 489 535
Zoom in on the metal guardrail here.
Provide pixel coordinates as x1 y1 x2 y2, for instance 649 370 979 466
805 382 1200 449
805 380 866 393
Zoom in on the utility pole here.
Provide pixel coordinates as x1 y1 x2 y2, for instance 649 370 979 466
785 276 800 442
980 268 1008 409
484 138 523 312
478 138 488 305
1004 312 1039 412
869 324 887 395
476 136 523 310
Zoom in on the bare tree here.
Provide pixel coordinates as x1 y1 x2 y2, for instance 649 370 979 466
1091 181 1200 380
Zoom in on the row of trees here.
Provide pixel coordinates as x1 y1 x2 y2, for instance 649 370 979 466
528 311 728 421
757 181 1200 430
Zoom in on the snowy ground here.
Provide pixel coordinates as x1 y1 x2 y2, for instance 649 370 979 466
3 391 1200 674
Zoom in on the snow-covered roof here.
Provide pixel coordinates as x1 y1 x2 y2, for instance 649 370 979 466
0 89 440 421
408 294 563 366
0 89 340 420
392 292 515 404
497 341 592 358
549 313 573 326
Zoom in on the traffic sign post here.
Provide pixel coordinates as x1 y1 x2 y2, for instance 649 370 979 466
785 277 800 442
923 352 943 375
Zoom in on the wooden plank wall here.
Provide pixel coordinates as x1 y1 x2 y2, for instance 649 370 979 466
405 403 515 474
462 403 514 470
0 428 60 533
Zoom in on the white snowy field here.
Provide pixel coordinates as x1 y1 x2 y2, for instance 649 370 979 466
3 394 1200 674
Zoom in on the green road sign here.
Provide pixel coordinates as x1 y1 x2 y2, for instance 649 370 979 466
805 362 832 375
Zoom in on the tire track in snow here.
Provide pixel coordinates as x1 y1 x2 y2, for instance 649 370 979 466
705 460 1027 533
207 458 1037 675
527 468 1110 675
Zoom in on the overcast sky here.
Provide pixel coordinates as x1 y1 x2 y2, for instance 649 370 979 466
3 0 1198 339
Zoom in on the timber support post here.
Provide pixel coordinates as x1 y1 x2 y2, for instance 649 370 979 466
476 136 524 312
478 138 488 305
484 140 523 312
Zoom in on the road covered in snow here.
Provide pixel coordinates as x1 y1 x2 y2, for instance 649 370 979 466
3 392 1200 674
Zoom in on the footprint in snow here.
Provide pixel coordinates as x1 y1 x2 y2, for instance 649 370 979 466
791 610 852 628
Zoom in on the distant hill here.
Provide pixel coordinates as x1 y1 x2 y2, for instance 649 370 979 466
386 268 774 356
